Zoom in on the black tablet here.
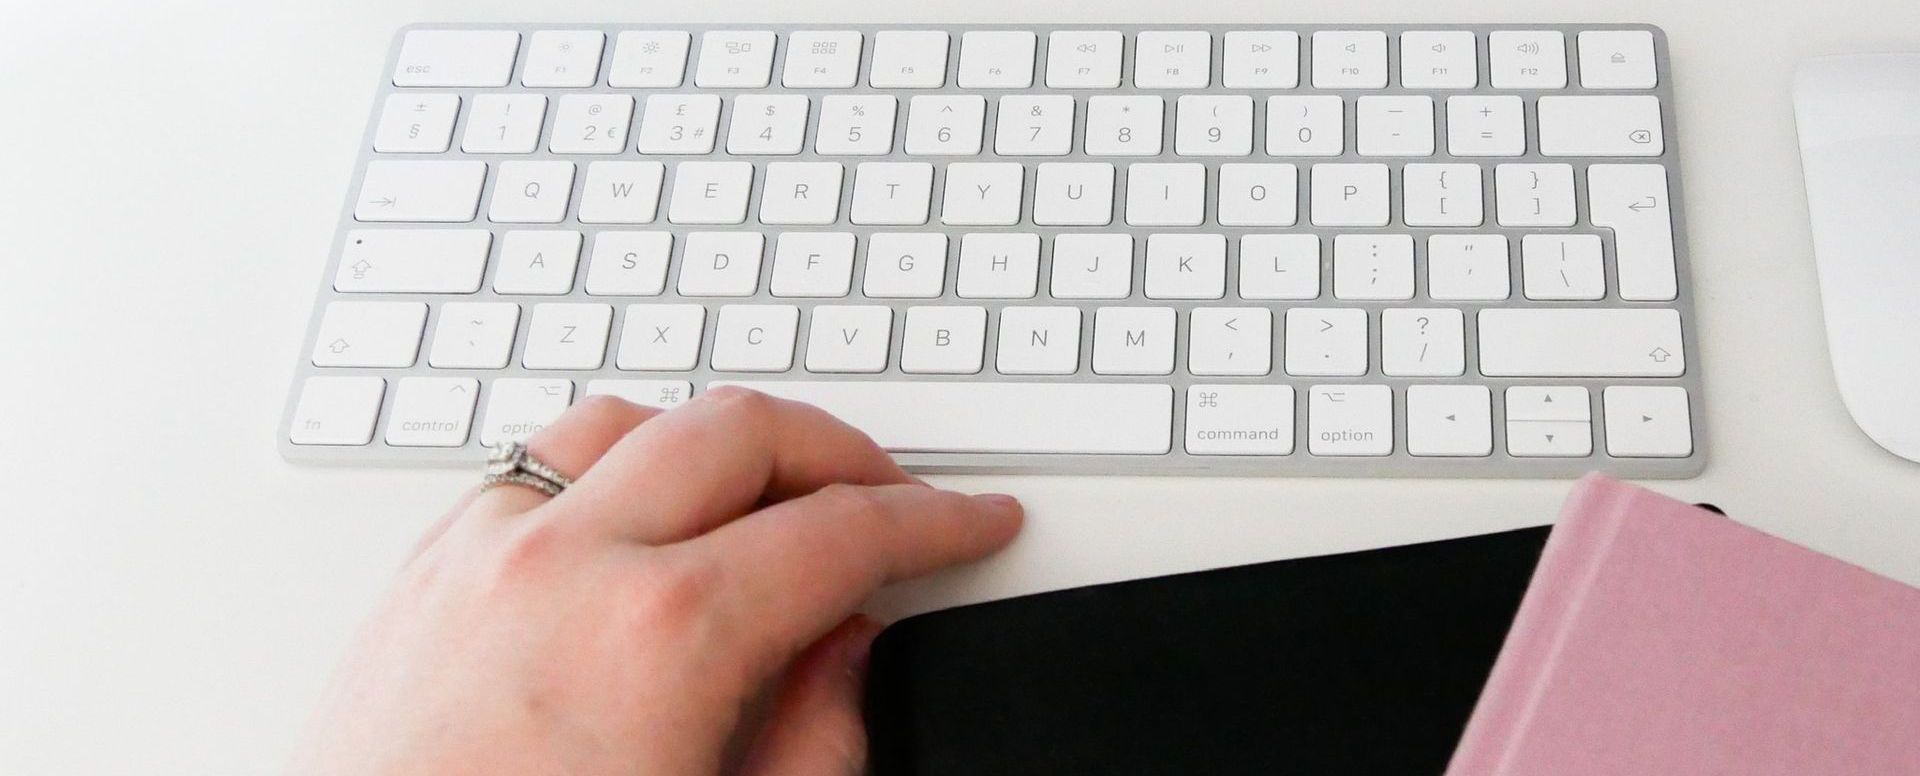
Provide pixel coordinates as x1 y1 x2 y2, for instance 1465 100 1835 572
864 527 1550 776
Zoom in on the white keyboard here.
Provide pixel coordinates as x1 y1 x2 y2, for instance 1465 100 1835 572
283 23 1704 477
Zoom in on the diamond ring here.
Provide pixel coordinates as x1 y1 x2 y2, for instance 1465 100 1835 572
481 442 573 498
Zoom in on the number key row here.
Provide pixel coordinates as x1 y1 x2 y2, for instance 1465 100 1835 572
373 92 1663 159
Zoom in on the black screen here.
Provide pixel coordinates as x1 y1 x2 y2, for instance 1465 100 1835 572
865 527 1550 776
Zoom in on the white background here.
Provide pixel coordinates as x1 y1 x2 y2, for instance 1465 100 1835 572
4 1 1919 772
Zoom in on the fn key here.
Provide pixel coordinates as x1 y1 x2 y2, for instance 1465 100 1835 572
289 377 385 446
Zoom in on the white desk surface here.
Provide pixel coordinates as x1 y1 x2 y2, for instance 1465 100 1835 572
5 0 1919 771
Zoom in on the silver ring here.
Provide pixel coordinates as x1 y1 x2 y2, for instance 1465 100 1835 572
481 442 573 498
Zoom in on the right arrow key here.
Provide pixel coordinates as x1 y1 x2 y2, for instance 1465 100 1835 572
1604 386 1695 457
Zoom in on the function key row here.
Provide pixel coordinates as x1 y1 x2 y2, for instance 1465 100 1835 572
393 28 1659 92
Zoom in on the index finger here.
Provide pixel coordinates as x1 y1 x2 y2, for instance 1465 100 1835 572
685 483 1024 667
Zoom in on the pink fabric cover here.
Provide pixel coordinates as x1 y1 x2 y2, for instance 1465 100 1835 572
1447 474 1920 776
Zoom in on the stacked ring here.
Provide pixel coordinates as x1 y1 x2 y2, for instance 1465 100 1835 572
481 441 573 498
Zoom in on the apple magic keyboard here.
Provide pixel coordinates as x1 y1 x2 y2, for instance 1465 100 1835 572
282 23 1703 477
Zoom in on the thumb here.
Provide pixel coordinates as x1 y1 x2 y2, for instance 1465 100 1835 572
736 615 885 776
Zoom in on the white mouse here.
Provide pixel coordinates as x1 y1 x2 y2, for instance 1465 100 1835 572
1793 54 1920 463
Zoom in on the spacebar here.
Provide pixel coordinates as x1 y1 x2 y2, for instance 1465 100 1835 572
713 381 1174 455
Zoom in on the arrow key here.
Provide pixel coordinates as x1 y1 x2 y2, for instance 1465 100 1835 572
1505 385 1591 422
1603 385 1693 457
1507 420 1593 457
1408 385 1492 456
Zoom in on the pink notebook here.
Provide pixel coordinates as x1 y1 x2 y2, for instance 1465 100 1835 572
1447 475 1920 776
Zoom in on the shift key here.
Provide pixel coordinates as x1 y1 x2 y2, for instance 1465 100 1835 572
1478 308 1684 377
355 161 487 222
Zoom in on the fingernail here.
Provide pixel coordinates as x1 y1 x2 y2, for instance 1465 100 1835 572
973 493 1023 514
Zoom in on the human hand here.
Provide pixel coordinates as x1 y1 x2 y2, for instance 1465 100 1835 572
295 388 1024 775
